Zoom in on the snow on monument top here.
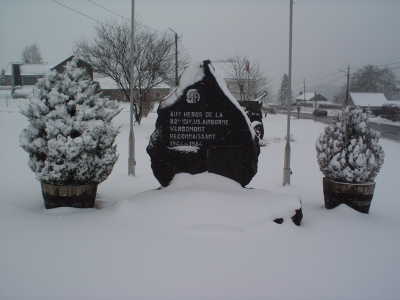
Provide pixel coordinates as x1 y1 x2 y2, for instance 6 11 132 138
160 60 253 135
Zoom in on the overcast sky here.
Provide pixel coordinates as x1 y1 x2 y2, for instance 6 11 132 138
1 0 399 93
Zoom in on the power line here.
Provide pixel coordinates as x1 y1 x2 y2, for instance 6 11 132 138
87 0 172 35
86 0 192 61
88 0 130 21
53 0 193 65
178 40 192 61
293 71 342 85
314 74 347 87
350 61 400 70
52 0 111 27
296 61 400 86
53 0 171 35
379 61 400 67
291 74 347 94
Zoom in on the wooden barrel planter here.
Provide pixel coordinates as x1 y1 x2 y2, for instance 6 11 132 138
322 177 375 214
41 182 98 209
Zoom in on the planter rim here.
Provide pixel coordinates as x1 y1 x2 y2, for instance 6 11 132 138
323 177 375 186
41 182 97 187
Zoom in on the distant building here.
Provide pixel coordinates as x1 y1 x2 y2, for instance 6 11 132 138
348 93 388 116
95 74 171 102
52 56 93 80
295 92 328 104
4 56 93 87
4 63 49 86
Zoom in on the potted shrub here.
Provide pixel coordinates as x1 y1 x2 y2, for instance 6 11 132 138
19 58 122 209
315 106 385 213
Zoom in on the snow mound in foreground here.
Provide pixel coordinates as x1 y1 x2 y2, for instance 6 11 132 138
117 173 302 230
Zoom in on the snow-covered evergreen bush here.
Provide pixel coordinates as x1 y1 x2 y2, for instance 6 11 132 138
315 106 384 183
19 58 122 185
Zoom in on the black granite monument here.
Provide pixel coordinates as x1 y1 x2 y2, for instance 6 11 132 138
147 60 260 187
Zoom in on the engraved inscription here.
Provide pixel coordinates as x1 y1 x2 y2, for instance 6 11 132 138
167 110 229 147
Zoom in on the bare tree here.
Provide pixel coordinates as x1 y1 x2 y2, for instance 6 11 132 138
21 43 43 63
222 53 271 101
74 19 188 124
333 64 399 104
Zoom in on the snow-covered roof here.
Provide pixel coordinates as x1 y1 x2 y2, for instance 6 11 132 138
384 101 400 107
4 62 53 76
295 93 315 101
94 74 171 90
350 93 387 107
295 92 328 102
153 82 171 90
19 63 52 76
94 75 119 90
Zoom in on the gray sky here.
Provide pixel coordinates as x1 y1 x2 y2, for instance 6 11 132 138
1 0 399 93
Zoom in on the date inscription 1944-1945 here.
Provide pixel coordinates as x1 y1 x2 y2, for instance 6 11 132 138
168 110 229 147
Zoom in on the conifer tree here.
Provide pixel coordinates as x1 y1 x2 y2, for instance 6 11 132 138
20 58 122 185
0 68 5 86
277 73 292 110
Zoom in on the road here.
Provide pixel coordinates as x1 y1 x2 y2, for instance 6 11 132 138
276 111 400 142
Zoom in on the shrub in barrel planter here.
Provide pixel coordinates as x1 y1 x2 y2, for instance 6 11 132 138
19 58 122 209
315 106 385 213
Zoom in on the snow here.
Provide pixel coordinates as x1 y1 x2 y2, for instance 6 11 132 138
19 63 53 76
160 60 256 139
370 116 400 127
349 92 388 107
160 60 205 108
168 145 200 153
1 94 400 299
93 74 120 90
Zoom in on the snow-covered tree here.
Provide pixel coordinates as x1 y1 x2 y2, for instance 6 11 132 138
0 68 5 86
21 43 43 63
19 58 122 185
316 106 384 183
277 73 292 110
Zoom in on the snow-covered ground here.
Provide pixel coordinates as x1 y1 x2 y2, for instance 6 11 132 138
299 105 400 127
370 116 400 127
1 93 400 299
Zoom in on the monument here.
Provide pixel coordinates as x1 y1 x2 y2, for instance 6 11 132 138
147 60 260 187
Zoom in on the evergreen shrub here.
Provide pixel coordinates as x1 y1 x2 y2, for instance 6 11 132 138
19 58 122 185
316 106 384 183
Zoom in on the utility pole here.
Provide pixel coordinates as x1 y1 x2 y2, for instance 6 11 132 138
283 0 293 186
169 28 178 86
345 64 350 107
344 65 350 150
303 78 305 102
314 91 317 123
128 0 136 176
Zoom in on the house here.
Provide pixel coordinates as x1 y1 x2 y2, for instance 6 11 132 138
348 93 387 116
295 92 328 104
52 56 93 80
4 62 50 86
4 56 93 87
295 92 329 109
95 74 171 102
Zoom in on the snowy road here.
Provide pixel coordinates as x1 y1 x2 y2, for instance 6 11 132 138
292 112 400 142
